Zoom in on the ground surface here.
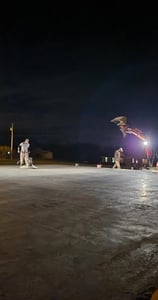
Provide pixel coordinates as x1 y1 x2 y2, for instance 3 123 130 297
0 165 158 300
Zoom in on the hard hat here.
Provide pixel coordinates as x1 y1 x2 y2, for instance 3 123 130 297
151 289 158 300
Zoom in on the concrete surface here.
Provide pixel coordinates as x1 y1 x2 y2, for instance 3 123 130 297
0 165 158 300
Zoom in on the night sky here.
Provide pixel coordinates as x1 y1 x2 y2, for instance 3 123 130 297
1 14 158 161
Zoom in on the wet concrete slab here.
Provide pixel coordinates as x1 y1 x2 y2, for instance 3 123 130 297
0 165 158 300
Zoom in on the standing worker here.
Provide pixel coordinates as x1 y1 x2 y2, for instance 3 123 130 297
18 138 30 168
112 147 123 169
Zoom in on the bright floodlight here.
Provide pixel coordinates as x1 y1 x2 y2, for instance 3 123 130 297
143 141 148 146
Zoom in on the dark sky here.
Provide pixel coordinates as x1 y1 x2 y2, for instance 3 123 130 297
1 13 158 160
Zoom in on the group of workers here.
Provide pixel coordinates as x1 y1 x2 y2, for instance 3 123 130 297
17 139 123 169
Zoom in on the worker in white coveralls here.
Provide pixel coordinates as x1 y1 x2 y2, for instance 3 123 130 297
112 147 123 169
18 138 30 167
